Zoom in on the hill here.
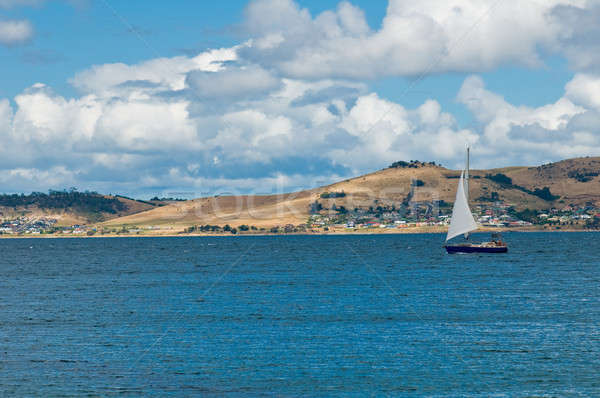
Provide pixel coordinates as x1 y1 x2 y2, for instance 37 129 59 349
0 190 161 226
101 157 600 232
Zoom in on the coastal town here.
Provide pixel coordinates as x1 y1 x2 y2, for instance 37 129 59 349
305 199 598 231
0 218 86 235
2 198 599 236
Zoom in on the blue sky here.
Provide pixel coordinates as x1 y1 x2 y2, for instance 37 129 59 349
0 0 599 197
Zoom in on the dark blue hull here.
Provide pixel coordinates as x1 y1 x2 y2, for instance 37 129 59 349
445 245 508 254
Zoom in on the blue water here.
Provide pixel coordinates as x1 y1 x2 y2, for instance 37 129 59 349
1 233 599 397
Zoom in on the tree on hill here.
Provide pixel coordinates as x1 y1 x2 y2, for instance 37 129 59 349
309 201 323 214
531 187 559 201
389 160 430 169
0 190 127 214
485 173 513 186
320 191 346 199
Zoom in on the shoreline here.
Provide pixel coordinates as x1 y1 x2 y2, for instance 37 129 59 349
1 227 599 239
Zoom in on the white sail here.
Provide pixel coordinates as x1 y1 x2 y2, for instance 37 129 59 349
446 170 478 241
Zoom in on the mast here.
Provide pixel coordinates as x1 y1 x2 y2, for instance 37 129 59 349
465 146 470 203
464 146 471 240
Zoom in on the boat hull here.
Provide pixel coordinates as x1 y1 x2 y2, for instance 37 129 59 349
445 244 508 254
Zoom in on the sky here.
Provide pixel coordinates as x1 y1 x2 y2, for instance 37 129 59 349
1 0 600 198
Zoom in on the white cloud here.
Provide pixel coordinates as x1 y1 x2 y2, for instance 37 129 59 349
239 0 586 79
5 43 600 197
0 19 33 46
456 74 596 166
565 73 600 110
0 166 77 194
0 48 482 195
187 65 282 101
458 75 583 136
12 84 100 143
330 93 479 171
549 3 600 74
69 47 237 95
95 99 197 151
11 82 198 153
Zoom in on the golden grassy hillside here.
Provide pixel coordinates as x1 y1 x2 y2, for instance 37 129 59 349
497 157 600 206
102 157 600 231
102 191 318 230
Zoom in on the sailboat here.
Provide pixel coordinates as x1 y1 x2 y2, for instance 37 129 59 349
444 148 508 254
